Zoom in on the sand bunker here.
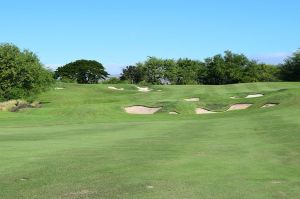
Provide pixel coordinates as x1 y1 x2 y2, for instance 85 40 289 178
262 103 278 108
230 96 239 99
136 86 151 92
195 108 216 114
108 86 124 91
55 87 64 90
184 98 199 102
169 111 179 115
124 106 161 114
245 94 264 98
227 104 252 111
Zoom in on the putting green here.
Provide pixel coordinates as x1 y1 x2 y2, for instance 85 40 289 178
0 82 300 198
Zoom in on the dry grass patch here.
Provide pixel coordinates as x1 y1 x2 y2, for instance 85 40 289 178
0 100 41 112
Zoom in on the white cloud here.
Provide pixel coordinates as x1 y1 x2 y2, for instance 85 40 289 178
250 52 292 65
45 64 62 70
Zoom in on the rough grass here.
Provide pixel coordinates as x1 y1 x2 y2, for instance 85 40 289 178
0 82 300 198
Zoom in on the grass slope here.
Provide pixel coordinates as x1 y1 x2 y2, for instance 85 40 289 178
0 82 300 198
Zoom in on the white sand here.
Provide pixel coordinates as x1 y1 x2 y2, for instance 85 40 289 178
245 94 264 98
136 86 151 92
230 96 239 99
55 87 64 90
227 104 252 111
124 106 161 114
169 111 178 115
195 108 216 114
184 98 199 102
262 103 278 108
108 86 124 91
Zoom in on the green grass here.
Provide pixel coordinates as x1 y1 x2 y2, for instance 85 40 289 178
0 82 300 198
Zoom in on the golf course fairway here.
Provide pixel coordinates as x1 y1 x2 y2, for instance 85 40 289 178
0 82 300 199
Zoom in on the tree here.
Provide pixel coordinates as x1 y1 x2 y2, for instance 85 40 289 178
141 57 165 84
242 62 279 82
160 59 177 84
204 51 249 84
0 43 54 100
55 60 108 84
280 50 300 81
176 58 205 85
120 65 144 84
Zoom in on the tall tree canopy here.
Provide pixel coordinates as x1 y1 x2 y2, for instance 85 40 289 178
55 60 108 84
203 51 249 85
120 65 144 84
0 43 54 100
280 50 300 81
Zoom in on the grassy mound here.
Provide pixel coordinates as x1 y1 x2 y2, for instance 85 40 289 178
0 82 299 198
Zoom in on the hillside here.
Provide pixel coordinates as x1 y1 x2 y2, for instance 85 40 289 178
0 82 300 198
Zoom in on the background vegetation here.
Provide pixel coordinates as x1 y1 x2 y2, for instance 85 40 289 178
121 50 299 85
1 43 299 102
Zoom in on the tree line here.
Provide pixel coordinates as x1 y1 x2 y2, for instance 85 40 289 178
120 50 300 85
0 43 299 100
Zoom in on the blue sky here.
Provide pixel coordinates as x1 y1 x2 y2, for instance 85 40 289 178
1 0 299 74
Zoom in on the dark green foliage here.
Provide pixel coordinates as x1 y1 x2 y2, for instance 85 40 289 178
242 62 280 82
0 43 54 100
176 58 205 85
55 60 108 84
120 65 144 84
120 51 280 85
203 51 248 85
280 50 300 81
102 77 124 84
140 57 165 84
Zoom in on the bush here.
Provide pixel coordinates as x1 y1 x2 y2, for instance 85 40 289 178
101 77 123 84
0 43 54 100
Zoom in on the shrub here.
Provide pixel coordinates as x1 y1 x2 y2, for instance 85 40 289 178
0 43 54 100
101 77 123 84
